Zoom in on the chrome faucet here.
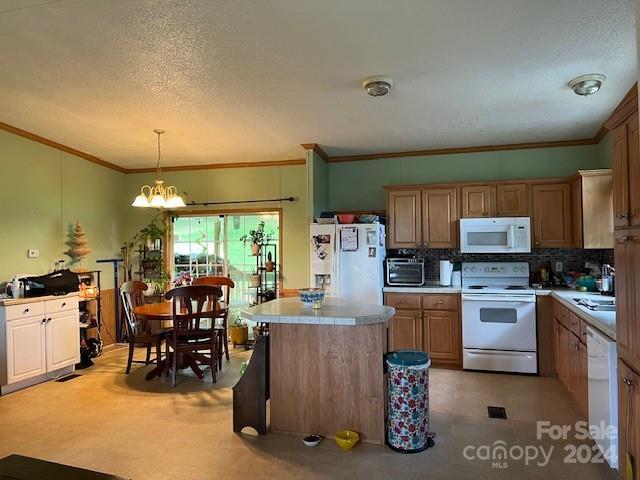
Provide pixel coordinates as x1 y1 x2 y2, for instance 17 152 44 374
601 264 615 296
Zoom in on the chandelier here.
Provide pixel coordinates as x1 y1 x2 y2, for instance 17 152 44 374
131 129 186 209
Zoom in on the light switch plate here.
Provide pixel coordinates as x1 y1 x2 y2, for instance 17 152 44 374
27 249 39 258
555 261 563 273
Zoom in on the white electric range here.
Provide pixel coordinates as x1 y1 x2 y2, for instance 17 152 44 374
461 262 537 374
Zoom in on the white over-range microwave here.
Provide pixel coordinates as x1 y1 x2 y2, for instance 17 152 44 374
459 217 531 253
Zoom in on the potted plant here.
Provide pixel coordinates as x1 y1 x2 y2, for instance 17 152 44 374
250 271 261 287
239 221 273 256
140 214 166 250
229 318 249 346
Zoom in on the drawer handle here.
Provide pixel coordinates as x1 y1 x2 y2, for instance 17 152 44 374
61 302 66 307
437 301 444 305
23 308 29 314
620 235 633 242
623 376 635 387
46 317 51 323
617 213 631 219
41 318 46 324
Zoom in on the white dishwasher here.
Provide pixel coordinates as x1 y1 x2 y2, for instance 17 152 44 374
587 326 618 469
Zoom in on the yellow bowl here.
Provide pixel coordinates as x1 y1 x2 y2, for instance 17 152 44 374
334 430 360 451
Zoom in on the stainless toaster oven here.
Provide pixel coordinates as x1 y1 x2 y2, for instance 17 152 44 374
386 258 425 286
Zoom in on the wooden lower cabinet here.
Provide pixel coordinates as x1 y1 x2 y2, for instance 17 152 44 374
553 309 588 418
385 293 461 368
388 310 422 351
618 359 640 480
615 229 640 374
422 310 460 365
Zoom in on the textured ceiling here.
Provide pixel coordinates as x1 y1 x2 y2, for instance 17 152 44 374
0 0 637 168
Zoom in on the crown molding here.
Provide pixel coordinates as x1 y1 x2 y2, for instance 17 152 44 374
301 143 329 162
126 158 306 174
0 121 127 173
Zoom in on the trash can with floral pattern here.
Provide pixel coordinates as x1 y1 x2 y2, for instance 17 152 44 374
386 350 435 453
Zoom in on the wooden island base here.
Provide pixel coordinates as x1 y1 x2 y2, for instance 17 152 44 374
269 322 388 444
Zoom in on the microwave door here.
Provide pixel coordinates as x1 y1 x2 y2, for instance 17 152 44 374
462 226 511 253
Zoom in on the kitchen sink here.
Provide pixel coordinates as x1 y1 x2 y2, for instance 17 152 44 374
573 298 616 312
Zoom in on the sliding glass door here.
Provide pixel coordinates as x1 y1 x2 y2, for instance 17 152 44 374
171 211 280 320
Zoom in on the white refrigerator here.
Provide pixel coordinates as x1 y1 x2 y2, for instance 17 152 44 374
310 223 386 305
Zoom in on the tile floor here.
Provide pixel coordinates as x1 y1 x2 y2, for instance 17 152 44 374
0 345 617 480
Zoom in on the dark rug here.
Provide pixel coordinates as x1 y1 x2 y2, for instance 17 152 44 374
0 455 127 480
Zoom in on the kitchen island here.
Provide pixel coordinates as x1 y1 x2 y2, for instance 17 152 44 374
241 297 395 444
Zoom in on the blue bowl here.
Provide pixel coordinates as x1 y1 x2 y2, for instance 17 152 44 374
299 289 325 308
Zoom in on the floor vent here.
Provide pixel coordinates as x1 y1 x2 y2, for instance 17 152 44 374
487 406 508 419
56 374 81 383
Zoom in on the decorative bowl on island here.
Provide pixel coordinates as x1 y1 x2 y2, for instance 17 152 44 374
299 288 325 309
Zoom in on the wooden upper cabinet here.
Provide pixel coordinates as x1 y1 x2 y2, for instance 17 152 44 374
461 185 493 218
496 183 528 217
531 183 572 248
615 229 640 373
571 178 583 248
387 190 421 249
628 113 640 226
613 119 631 227
422 187 458 248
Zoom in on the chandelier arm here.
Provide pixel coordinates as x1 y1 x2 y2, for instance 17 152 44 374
140 185 152 197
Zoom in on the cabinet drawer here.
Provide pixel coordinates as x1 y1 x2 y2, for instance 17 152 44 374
384 293 421 310
568 312 581 338
44 297 79 315
553 301 570 329
422 294 458 310
3 302 45 321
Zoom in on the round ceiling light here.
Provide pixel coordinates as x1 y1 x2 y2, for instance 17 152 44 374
362 76 394 97
568 74 606 96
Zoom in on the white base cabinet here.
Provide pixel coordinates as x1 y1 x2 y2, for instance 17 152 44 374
1 295 79 394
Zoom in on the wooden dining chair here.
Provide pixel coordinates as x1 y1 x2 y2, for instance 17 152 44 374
120 281 172 374
164 285 222 387
192 276 235 364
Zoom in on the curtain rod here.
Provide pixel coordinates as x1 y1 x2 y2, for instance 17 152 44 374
186 196 295 207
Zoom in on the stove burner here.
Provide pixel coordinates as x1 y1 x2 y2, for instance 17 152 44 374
505 286 526 290
468 285 487 290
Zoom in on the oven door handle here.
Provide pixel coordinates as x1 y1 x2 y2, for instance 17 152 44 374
462 294 536 303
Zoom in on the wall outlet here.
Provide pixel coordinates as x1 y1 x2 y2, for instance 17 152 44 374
27 249 39 258
555 261 563 273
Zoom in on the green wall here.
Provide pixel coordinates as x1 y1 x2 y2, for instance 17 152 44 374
0 131 124 283
123 164 310 289
327 142 611 211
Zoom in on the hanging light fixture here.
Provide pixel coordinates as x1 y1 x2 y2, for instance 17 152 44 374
131 129 186 209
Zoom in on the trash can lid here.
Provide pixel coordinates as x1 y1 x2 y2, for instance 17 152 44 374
386 350 430 367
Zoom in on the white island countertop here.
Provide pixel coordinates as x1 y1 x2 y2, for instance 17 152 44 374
241 297 395 326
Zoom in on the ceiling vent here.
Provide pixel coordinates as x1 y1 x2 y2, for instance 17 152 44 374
568 74 606 96
362 76 394 97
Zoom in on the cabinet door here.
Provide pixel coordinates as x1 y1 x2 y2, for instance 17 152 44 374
496 184 528 217
618 359 640 480
613 120 630 228
422 310 460 363
571 178 583 248
422 188 458 248
615 229 640 373
387 190 422 248
557 323 571 389
531 183 572 248
629 114 640 226
46 311 80 371
388 311 422 351
461 185 492 218
568 333 580 395
6 316 47 384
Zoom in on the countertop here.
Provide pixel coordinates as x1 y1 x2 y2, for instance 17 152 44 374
240 297 395 326
0 292 79 307
545 289 616 340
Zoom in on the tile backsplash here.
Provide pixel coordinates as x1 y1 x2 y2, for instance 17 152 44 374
390 248 614 281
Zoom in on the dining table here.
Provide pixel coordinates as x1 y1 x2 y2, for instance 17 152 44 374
133 300 221 381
